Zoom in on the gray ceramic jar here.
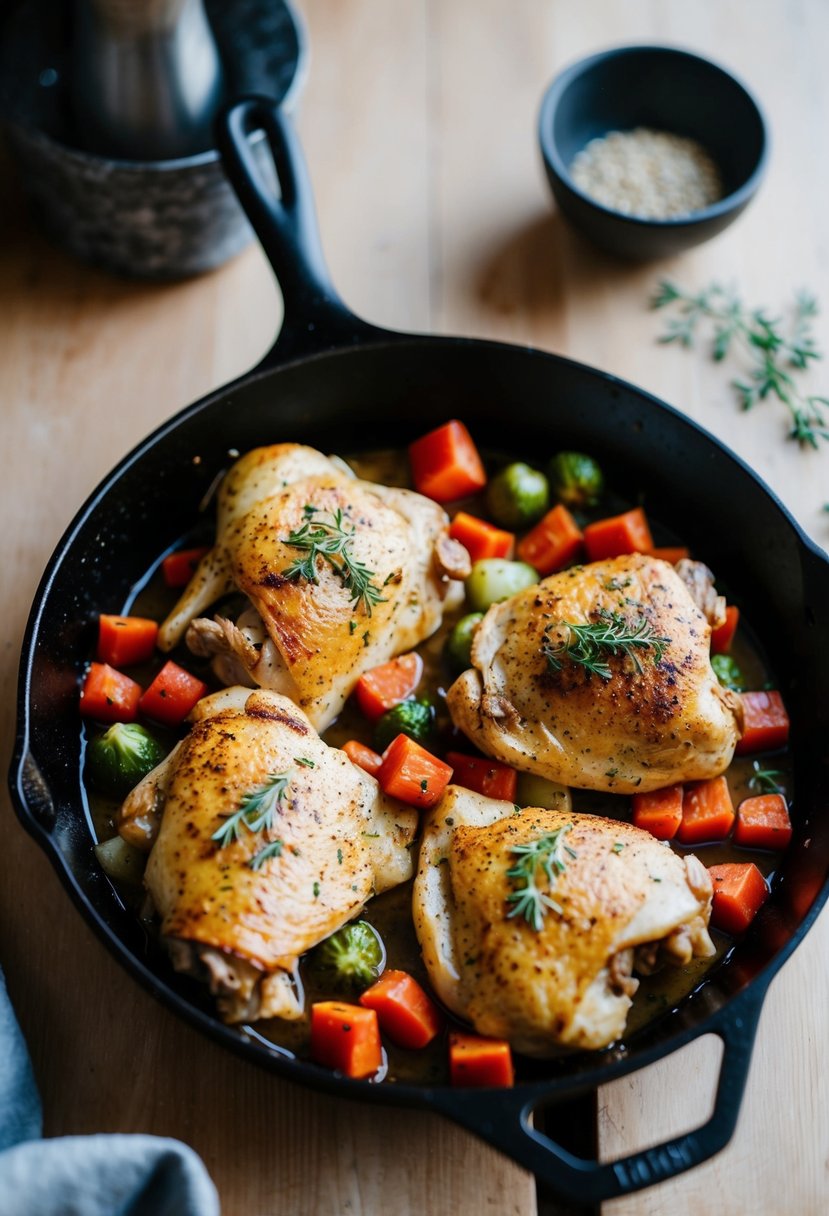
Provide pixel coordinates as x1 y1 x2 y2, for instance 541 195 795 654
0 0 307 278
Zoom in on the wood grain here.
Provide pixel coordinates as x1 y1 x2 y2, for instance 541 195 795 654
1 1 827 1213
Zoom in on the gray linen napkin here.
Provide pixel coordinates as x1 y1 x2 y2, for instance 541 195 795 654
0 970 219 1216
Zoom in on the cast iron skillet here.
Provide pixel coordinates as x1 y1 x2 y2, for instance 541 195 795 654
10 97 829 1205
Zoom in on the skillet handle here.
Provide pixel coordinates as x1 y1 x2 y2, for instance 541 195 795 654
216 97 388 367
434 985 767 1205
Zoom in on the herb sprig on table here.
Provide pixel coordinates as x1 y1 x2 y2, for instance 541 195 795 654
282 505 386 615
651 280 829 449
542 609 670 681
506 825 576 931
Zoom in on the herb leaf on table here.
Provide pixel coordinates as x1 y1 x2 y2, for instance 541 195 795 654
651 280 829 449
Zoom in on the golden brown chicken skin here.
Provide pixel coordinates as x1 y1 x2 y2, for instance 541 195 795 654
447 554 742 794
157 445 468 731
119 688 417 1022
414 787 714 1053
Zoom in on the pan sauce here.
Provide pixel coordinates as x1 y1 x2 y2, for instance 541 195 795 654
84 446 791 1083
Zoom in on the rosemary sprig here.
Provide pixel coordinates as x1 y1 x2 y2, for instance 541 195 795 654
542 609 670 681
506 825 576 931
282 505 386 615
248 839 284 871
211 771 292 871
747 761 785 796
651 280 829 449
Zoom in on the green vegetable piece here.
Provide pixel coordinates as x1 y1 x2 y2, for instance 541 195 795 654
465 558 538 612
306 921 386 992
373 698 436 753
486 462 549 529
711 653 746 691
515 773 572 812
86 722 166 798
444 612 484 674
547 452 604 509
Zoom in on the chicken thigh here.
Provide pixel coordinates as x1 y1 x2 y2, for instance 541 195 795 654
414 787 714 1053
158 444 469 731
118 688 418 1023
447 553 742 794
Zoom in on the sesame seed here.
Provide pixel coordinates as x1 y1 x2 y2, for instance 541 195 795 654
570 127 722 219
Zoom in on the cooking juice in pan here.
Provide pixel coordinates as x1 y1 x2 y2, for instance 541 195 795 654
80 442 792 1084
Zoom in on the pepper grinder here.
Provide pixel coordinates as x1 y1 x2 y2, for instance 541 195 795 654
72 0 226 160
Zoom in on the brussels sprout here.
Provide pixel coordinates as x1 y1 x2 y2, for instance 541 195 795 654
486 462 549 529
547 451 604 509
306 921 386 992
373 698 436 753
443 612 484 674
86 722 167 798
94 835 147 886
465 559 538 612
711 654 746 692
515 773 573 812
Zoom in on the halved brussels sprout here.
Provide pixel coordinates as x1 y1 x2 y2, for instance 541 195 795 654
86 723 166 798
486 462 549 529
465 559 538 612
547 451 604 509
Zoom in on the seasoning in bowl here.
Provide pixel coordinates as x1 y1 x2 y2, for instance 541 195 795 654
570 127 722 219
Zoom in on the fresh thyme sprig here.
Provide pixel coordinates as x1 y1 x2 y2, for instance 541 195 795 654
211 771 291 869
282 505 386 615
747 761 785 796
506 825 576 932
651 280 829 449
542 609 670 681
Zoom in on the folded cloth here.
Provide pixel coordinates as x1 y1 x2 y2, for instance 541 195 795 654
0 970 219 1216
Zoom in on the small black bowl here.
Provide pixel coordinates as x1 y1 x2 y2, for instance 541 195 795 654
538 45 768 260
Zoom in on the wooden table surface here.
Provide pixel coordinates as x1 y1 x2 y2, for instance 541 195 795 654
1 1 827 1213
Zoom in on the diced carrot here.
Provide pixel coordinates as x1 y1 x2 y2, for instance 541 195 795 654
631 784 683 840
354 653 424 722
676 775 735 844
711 605 740 655
408 420 487 502
735 691 790 755
161 546 211 588
449 512 515 562
342 739 384 777
733 794 793 850
97 614 159 667
449 1033 514 1088
444 751 518 802
138 660 208 727
310 1001 382 1078
79 662 143 724
708 863 769 935
359 970 443 1049
647 546 690 565
377 735 453 809
516 504 583 575
583 508 654 561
